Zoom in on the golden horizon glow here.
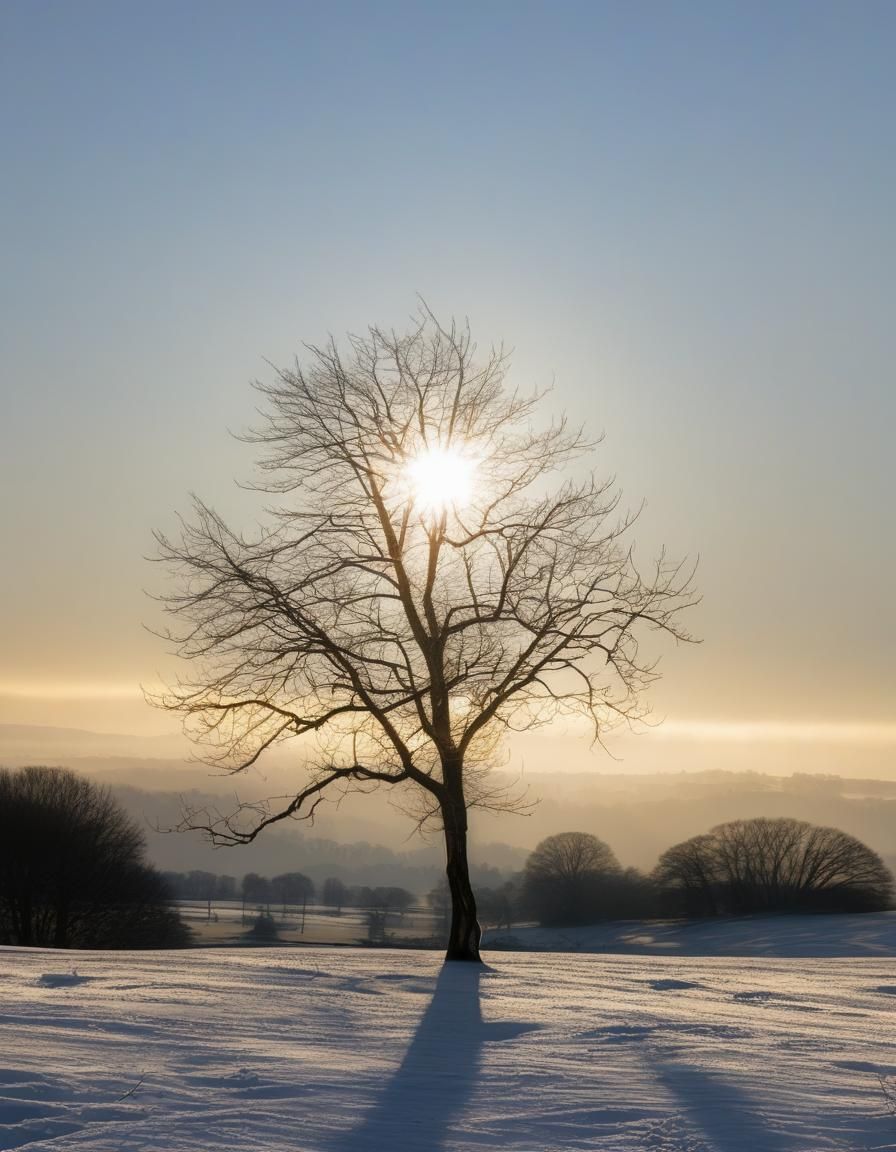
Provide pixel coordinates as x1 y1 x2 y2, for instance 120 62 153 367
655 720 896 745
406 446 477 515
3 682 896 749
0 681 146 701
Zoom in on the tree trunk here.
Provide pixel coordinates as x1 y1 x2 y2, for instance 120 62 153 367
441 792 482 963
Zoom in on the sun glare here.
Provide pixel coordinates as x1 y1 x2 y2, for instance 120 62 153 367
406 447 477 514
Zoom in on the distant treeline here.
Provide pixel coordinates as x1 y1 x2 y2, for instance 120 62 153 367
162 816 895 933
162 869 417 914
507 818 895 928
112 783 522 893
5 765 892 952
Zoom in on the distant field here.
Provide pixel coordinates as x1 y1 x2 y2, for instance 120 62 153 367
175 900 446 947
178 902 896 958
2 921 896 1150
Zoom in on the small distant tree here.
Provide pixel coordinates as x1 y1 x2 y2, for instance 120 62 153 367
241 872 271 904
217 874 237 901
365 906 388 943
0 766 187 949
271 871 314 915
155 309 695 961
248 912 279 941
322 877 347 914
182 869 218 919
373 886 415 915
654 818 894 916
523 831 623 925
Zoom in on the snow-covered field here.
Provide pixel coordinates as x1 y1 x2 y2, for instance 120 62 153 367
483 911 896 958
3 929 896 1151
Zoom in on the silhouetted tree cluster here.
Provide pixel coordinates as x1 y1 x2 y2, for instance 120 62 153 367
0 766 188 949
522 832 654 925
654 818 894 916
161 867 418 920
237 871 315 918
161 870 237 902
346 885 416 912
518 819 893 927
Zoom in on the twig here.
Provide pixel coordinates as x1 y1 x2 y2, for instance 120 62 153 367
115 1073 146 1103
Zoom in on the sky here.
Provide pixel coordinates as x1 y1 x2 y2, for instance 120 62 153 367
1 1 894 777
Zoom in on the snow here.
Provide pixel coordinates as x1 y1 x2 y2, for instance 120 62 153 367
2 925 896 1150
482 911 896 958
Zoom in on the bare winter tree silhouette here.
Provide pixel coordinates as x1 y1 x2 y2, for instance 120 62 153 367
154 307 696 961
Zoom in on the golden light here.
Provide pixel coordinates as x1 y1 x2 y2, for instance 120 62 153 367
406 446 477 514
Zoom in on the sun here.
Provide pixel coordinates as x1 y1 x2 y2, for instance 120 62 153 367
406 446 477 514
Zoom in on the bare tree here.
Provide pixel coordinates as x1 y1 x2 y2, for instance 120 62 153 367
322 876 347 914
271 871 314 915
523 831 622 925
653 833 721 916
654 817 894 915
526 831 620 883
154 308 695 961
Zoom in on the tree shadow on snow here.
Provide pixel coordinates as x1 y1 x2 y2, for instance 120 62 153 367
328 964 535 1152
655 1057 796 1152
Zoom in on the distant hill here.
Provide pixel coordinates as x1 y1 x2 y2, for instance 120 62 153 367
471 768 896 869
0 722 188 762
3 724 896 882
104 771 896 884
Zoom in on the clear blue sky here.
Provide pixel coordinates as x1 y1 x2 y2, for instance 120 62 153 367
1 2 894 770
